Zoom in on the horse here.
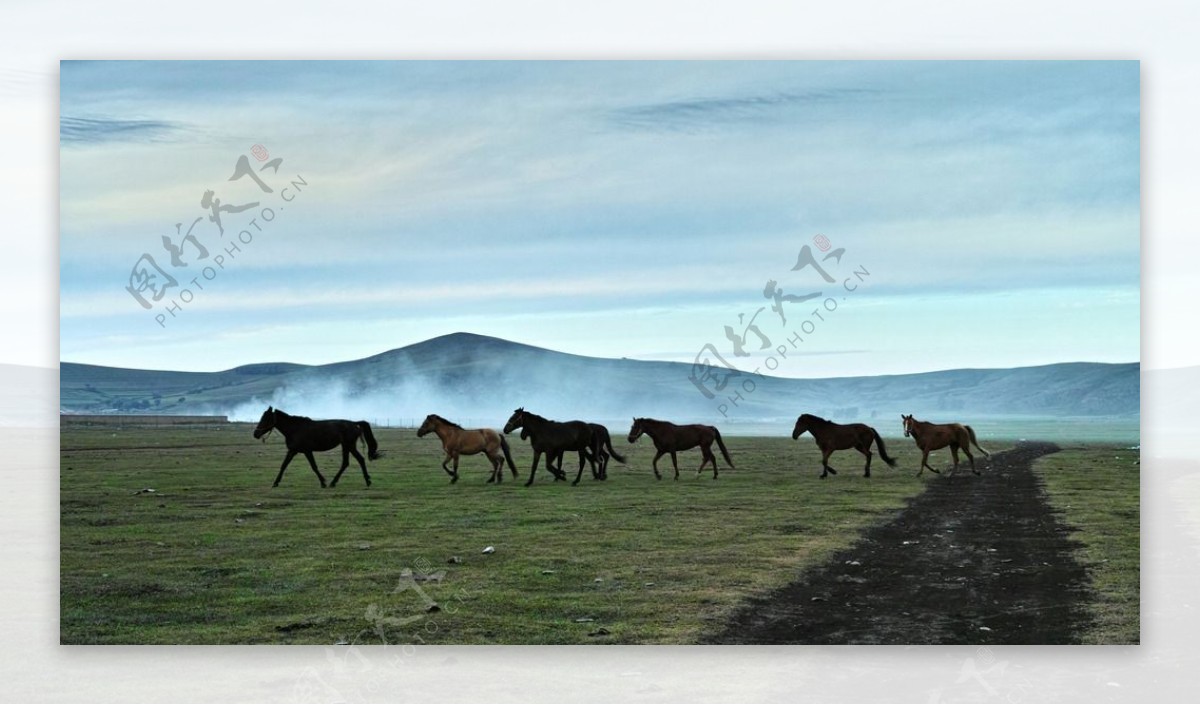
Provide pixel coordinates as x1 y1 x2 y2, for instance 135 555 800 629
417 414 518 484
503 408 600 487
627 417 734 480
587 423 626 480
252 406 381 488
791 413 897 479
523 422 626 481
901 414 991 476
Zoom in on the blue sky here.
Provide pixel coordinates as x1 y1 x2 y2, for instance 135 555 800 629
59 61 1139 377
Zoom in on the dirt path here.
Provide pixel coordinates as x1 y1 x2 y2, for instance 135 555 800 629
708 442 1092 644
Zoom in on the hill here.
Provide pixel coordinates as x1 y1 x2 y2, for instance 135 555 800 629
60 333 1139 432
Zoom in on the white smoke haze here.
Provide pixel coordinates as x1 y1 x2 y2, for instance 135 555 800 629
222 345 721 434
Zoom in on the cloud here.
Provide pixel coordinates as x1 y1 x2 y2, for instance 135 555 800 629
60 115 187 145
607 89 881 133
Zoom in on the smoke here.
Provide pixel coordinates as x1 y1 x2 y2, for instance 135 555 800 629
221 346 711 432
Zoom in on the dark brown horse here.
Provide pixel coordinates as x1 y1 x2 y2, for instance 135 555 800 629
417 414 518 484
252 406 381 488
523 422 626 481
901 414 991 476
627 417 733 480
503 408 600 487
792 413 896 479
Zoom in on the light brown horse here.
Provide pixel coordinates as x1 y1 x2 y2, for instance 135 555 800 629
417 414 518 484
901 414 990 476
792 413 897 479
627 417 734 480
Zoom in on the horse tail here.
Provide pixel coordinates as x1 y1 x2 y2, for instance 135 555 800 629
713 428 735 468
604 432 627 464
871 427 898 467
500 435 519 477
357 421 382 460
966 425 990 458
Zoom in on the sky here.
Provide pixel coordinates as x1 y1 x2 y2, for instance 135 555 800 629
59 60 1140 377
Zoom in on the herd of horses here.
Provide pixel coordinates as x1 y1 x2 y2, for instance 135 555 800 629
251 406 992 488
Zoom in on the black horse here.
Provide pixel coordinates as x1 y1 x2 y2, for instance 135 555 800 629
252 406 381 488
521 422 626 481
503 408 600 487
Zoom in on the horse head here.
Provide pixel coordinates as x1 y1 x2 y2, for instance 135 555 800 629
792 414 812 440
253 406 276 439
503 408 525 435
901 414 914 437
416 414 436 437
627 417 645 443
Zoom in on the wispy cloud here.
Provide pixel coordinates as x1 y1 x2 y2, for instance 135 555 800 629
60 115 187 145
608 89 881 132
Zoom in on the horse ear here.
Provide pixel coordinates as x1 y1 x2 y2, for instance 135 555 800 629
267 406 273 412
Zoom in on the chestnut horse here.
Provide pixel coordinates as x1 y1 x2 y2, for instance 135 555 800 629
627 417 733 480
901 414 991 476
417 414 518 484
252 406 381 488
792 413 897 479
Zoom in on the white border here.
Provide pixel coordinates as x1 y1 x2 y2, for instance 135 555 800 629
5 1 1195 701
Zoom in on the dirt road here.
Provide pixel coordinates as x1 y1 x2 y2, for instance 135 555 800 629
709 442 1092 644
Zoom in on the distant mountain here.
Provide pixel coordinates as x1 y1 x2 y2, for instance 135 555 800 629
60 333 1139 428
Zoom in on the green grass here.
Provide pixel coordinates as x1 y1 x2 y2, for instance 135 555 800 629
62 424 963 645
1034 444 1140 644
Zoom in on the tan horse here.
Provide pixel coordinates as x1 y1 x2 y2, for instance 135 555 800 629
417 414 518 484
901 414 990 476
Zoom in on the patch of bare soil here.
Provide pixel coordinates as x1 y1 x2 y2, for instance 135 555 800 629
707 442 1091 644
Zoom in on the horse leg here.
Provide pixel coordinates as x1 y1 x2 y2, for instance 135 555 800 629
330 447 352 487
671 451 680 480
860 445 872 478
304 451 328 488
950 445 960 476
964 447 978 475
573 450 587 486
525 449 542 487
705 446 719 479
921 449 940 475
651 451 664 480
273 450 298 487
350 446 371 487
820 449 836 479
441 454 456 482
451 454 460 484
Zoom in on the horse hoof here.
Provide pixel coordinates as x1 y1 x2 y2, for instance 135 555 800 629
451 476 459 484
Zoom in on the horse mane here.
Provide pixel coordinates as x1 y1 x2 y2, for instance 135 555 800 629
800 413 831 425
428 414 463 430
274 408 313 423
520 409 550 423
